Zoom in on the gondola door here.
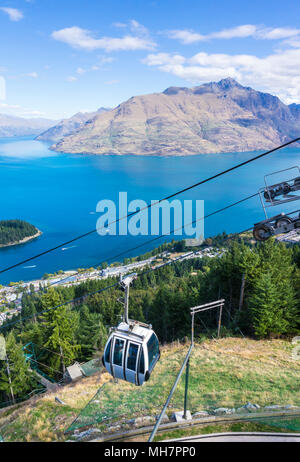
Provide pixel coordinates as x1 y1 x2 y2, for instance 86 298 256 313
111 337 126 380
125 341 141 385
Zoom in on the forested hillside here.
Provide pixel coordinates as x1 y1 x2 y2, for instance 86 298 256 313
0 220 39 247
0 237 299 405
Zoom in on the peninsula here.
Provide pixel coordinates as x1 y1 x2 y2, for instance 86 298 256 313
0 220 42 248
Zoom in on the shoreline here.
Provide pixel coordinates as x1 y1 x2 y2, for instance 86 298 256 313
49 142 300 158
0 229 42 249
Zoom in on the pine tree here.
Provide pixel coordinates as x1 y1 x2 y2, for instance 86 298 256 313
255 240 299 334
249 272 288 338
76 305 106 360
41 288 80 375
0 332 36 401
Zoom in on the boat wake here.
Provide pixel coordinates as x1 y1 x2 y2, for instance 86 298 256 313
62 245 77 251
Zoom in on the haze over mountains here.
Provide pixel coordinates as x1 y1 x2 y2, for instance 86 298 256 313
0 114 56 138
49 78 300 156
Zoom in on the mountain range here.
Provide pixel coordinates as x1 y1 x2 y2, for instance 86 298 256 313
49 78 300 156
0 114 56 138
2 79 300 155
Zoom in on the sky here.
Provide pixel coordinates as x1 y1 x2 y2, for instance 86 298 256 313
1 0 300 119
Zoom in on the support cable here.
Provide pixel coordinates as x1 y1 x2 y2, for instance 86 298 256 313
14 192 260 297
1 136 299 276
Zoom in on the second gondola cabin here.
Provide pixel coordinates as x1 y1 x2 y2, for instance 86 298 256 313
102 321 160 386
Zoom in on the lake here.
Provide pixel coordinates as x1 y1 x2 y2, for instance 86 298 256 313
0 136 300 285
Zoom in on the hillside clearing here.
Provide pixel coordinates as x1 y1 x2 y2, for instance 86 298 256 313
0 337 299 442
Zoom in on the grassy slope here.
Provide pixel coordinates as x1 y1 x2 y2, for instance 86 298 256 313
0 337 299 442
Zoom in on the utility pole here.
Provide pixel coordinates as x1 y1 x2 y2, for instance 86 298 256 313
123 283 130 324
217 304 223 338
59 345 65 375
239 273 246 311
183 358 190 419
184 309 194 419
5 355 15 404
57 325 66 375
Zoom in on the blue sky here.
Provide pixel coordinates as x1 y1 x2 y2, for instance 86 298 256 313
1 0 300 119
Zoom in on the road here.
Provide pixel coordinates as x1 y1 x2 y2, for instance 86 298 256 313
165 432 300 442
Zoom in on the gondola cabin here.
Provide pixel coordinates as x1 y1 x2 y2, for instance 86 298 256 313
102 321 160 386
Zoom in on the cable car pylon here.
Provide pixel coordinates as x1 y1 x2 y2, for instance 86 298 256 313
253 166 300 241
149 299 225 442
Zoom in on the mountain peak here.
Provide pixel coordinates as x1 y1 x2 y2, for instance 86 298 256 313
163 79 243 97
217 77 241 88
97 107 112 113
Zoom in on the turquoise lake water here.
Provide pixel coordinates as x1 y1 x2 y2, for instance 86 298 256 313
0 136 300 285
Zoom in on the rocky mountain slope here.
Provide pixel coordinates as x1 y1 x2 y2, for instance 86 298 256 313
51 78 300 156
0 114 56 138
36 107 111 143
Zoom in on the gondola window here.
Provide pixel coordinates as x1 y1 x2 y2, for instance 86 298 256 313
147 333 159 369
127 343 139 371
113 339 124 366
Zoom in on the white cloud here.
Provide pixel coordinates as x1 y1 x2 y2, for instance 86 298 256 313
166 24 300 44
69 59 115 79
0 76 6 100
9 72 39 79
284 38 300 48
0 102 21 109
105 79 119 85
99 56 115 64
51 26 156 51
166 30 206 44
0 102 47 118
21 109 47 117
112 22 127 28
129 19 149 37
0 7 23 22
113 19 150 37
257 27 300 40
143 53 186 66
26 72 38 78
143 47 300 103
211 25 257 39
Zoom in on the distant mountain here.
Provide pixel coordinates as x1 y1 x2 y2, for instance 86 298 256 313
51 78 300 156
36 107 111 143
289 103 300 119
0 114 57 138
